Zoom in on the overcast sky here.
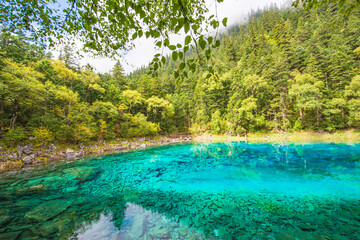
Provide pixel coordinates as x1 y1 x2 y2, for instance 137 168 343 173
53 0 285 74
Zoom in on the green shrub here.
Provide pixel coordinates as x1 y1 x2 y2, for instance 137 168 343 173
293 117 303 131
3 127 28 147
34 126 54 145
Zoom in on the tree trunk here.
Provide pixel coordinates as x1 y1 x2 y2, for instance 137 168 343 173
10 114 17 130
0 96 4 131
274 114 279 132
316 106 320 127
280 95 287 129
187 104 191 129
10 100 18 129
85 85 90 102
187 114 191 129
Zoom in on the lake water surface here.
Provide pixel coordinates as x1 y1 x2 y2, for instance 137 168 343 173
1 142 360 239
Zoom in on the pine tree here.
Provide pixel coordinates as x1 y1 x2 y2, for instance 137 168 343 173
59 45 79 71
112 60 128 92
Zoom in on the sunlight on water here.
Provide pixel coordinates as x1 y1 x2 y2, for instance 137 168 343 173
0 142 360 239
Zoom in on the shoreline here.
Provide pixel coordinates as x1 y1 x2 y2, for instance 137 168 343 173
1 130 360 173
194 130 360 143
0 135 192 173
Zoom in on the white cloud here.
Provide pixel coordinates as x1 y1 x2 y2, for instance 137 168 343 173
52 0 285 74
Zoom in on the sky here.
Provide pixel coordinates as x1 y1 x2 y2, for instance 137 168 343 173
52 0 286 74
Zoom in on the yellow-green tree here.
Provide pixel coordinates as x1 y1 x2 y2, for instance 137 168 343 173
146 96 174 125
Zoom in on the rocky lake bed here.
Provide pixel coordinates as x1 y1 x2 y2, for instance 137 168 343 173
0 142 360 239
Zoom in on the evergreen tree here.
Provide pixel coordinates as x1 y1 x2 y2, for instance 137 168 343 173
59 45 80 71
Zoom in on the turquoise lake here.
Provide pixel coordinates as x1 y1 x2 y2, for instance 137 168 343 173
1 142 360 239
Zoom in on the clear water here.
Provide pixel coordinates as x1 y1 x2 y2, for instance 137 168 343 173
1 142 360 240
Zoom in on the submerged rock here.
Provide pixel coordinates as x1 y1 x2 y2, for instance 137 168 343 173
178 228 188 237
0 215 11 226
298 223 317 231
0 231 22 240
276 228 313 240
15 184 45 196
37 221 58 237
150 228 170 239
64 167 103 182
24 199 71 222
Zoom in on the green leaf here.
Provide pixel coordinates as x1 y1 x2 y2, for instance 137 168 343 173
172 51 178 61
164 38 170 46
191 63 196 73
161 56 166 64
174 71 179 78
175 21 183 33
211 20 218 29
185 35 191 45
153 31 160 38
168 45 176 50
177 43 182 48
154 62 158 71
184 22 190 33
215 39 220 47
180 62 186 70
222 17 228 27
156 41 162 48
192 24 199 32
171 18 177 28
179 51 184 60
205 49 211 60
199 38 206 50
207 36 213 45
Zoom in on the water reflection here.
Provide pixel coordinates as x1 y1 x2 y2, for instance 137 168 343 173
74 203 207 240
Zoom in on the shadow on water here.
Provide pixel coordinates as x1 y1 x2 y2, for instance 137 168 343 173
0 142 360 239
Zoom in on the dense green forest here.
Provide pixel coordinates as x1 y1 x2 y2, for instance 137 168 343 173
1 4 360 146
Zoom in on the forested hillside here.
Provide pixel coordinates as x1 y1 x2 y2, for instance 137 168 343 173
130 4 360 135
1 4 360 147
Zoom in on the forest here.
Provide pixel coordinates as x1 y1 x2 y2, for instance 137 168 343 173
1 3 360 147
